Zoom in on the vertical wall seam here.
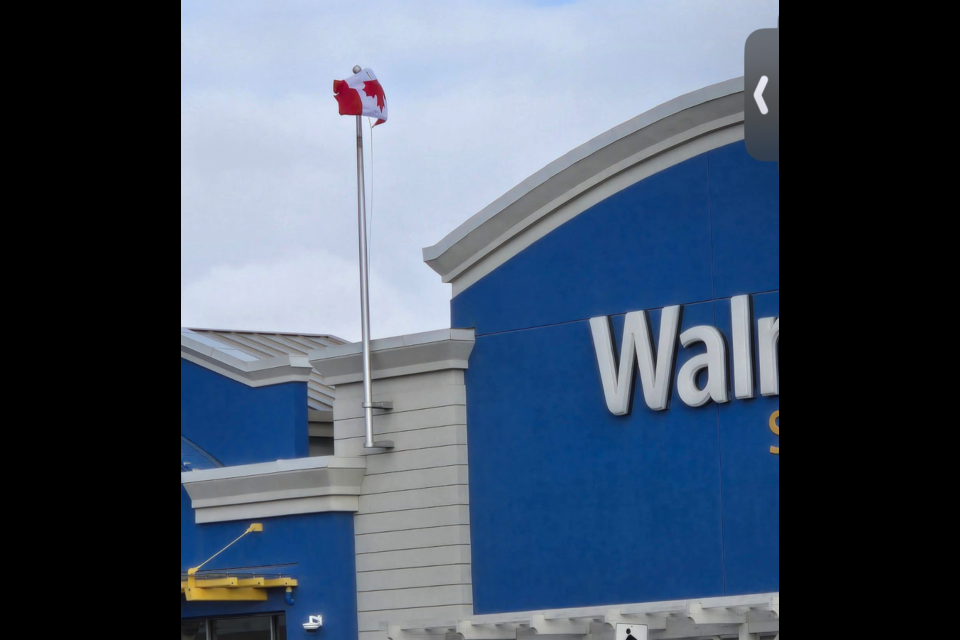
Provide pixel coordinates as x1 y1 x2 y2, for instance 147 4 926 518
706 151 718 303
712 301 728 597
707 154 727 595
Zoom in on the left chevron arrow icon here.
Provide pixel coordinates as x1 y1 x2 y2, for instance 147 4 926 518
755 76 769 115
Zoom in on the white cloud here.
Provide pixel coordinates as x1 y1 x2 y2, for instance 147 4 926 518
181 0 779 340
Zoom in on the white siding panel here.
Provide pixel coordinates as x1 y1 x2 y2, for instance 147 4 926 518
359 485 469 517
356 546 472 573
356 525 471 555
355 505 470 536
336 386 467 421
339 425 468 458
336 406 468 441
358 585 473 613
364 446 469 476
337 362 475 636
335 371 465 401
360 466 469 495
357 565 472 593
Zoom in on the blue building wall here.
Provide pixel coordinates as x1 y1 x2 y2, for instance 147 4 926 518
452 142 779 614
181 357 356 639
180 504 359 640
181 485 197 566
181 359 308 466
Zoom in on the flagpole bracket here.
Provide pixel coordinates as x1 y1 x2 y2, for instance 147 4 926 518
364 441 395 452
363 402 394 411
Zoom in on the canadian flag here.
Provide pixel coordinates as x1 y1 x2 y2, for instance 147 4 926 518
334 68 388 126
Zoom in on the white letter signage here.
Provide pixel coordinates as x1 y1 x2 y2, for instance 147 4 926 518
591 295 778 415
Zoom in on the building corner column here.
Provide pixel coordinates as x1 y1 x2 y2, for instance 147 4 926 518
312 329 476 640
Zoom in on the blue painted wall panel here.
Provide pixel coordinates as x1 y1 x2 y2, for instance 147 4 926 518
182 486 198 569
181 508 358 640
452 153 715 336
708 144 780 299
454 141 779 613
713 292 779 595
466 303 727 613
181 359 308 466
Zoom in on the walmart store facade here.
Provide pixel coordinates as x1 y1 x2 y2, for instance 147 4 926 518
181 78 780 640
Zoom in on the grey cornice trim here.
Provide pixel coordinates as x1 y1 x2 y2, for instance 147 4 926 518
384 592 778 638
422 78 746 295
181 456 366 524
309 329 476 386
181 335 314 388
309 410 334 423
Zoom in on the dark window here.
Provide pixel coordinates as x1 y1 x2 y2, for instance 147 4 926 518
181 620 208 640
181 616 284 640
213 617 272 640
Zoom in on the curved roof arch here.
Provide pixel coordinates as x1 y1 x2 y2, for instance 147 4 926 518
180 436 221 473
423 78 746 296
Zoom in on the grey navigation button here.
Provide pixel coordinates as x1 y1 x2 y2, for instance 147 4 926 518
755 76 769 115
745 27 778 162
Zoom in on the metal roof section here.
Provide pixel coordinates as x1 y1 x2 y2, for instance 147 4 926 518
181 329 315 391
181 328 260 363
423 78 747 296
187 329 347 411
181 436 221 473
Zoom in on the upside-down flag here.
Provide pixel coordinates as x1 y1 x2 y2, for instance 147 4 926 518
334 68 388 126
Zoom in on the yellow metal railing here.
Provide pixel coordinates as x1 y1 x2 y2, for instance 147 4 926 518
181 575 298 602
181 523 298 602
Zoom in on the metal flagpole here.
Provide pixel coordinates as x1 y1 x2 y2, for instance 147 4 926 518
352 65 393 451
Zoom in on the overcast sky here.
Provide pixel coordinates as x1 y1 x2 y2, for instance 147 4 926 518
181 0 779 343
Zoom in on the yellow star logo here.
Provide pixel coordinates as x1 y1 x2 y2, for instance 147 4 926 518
769 411 779 455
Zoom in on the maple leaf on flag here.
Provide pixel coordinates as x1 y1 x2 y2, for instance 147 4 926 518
363 80 386 113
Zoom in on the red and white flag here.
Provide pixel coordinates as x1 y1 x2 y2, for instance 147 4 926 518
334 68 388 126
